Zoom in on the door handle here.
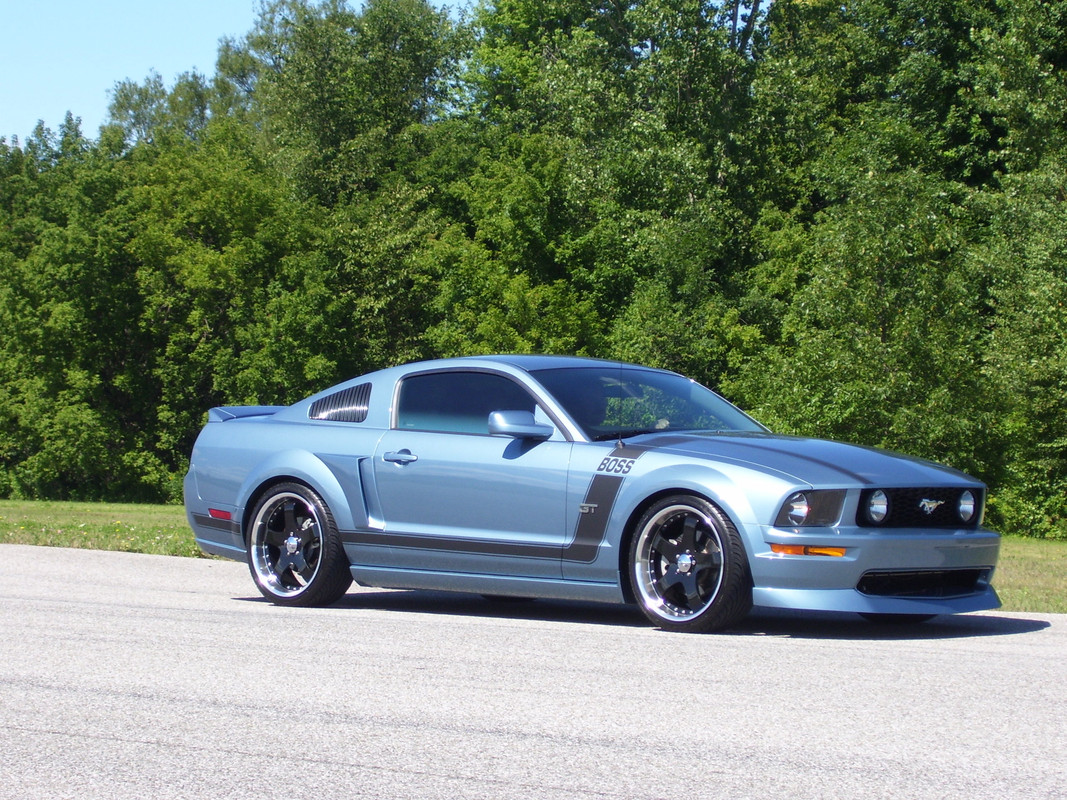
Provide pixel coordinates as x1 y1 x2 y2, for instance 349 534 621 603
383 450 418 464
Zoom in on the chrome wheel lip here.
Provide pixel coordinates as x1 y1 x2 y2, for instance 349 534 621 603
633 503 725 622
250 491 324 598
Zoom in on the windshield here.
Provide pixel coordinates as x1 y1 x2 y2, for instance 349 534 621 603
531 366 766 440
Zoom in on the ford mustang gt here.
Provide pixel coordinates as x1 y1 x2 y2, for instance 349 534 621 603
184 355 1000 632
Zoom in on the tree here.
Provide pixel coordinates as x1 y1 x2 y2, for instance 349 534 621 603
732 167 1000 483
977 154 1067 538
0 117 163 499
124 116 321 470
106 70 212 144
229 0 459 202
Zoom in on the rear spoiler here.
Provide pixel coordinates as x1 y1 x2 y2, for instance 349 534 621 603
208 406 286 422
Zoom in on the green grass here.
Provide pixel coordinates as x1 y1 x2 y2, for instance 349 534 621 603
0 500 1064 613
993 535 1067 614
0 499 201 558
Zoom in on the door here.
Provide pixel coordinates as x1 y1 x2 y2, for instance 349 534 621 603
369 370 571 578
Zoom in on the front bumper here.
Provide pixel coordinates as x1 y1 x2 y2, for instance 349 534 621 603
749 525 1001 614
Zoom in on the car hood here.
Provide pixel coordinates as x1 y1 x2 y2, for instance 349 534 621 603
638 432 980 488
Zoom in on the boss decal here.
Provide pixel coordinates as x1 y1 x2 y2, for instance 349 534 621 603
597 456 636 475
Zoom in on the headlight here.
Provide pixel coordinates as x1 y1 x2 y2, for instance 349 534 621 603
782 492 810 526
958 490 977 523
865 489 890 524
774 490 845 527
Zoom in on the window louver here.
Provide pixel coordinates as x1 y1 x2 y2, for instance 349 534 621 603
309 383 372 423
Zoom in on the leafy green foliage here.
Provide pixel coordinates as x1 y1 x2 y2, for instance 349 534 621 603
974 155 1067 536
736 170 999 476
2 0 1067 538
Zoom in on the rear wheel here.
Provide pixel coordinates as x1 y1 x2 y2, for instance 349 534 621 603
629 495 752 633
247 482 352 606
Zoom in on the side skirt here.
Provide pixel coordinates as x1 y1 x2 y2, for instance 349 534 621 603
195 537 246 561
349 565 626 605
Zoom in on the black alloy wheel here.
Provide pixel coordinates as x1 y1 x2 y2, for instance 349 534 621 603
247 482 352 606
630 494 752 633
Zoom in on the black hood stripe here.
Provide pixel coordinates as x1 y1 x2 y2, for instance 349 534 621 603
648 433 875 486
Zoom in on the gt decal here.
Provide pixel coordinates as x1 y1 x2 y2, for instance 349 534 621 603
597 456 635 475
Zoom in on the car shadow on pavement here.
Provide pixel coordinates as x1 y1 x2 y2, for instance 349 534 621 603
239 588 1052 639
329 588 649 628
733 607 1052 640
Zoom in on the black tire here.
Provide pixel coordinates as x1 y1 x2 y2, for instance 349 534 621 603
246 482 352 607
859 613 937 625
629 494 752 633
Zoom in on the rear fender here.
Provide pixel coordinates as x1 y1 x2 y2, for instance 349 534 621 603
236 449 365 539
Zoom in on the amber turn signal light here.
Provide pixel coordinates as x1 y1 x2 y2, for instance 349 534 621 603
770 543 847 557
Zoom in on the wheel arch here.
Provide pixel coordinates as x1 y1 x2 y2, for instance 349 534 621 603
236 449 360 544
615 476 758 604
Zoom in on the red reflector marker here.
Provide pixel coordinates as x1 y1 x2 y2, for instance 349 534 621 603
208 508 233 521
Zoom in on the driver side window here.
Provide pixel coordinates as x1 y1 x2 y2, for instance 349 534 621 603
396 371 537 434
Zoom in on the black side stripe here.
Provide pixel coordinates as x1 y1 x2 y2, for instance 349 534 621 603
192 513 241 537
340 529 559 559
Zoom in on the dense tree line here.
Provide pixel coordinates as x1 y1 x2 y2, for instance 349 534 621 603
1 0 1065 538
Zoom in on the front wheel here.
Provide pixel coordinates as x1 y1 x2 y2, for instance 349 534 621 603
629 495 752 633
247 482 352 606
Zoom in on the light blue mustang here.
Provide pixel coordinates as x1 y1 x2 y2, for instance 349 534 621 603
184 355 1000 632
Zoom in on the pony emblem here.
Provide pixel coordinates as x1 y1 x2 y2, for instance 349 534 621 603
919 498 945 515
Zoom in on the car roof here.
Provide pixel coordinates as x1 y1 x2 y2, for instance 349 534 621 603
469 354 635 372
287 355 676 418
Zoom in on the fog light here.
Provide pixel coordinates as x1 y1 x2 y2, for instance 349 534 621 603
866 490 889 524
958 490 976 523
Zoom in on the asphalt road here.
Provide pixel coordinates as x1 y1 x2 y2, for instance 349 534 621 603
0 545 1063 800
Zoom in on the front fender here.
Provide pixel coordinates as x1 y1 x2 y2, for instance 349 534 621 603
611 462 796 565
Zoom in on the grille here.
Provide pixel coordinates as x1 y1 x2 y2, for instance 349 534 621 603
856 487 983 529
857 569 989 599
309 383 372 423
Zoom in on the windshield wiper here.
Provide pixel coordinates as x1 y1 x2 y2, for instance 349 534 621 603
592 428 662 442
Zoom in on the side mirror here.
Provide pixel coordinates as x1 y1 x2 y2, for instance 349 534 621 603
488 410 554 441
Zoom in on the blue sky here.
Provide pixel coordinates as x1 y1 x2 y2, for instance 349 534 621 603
1 0 260 143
